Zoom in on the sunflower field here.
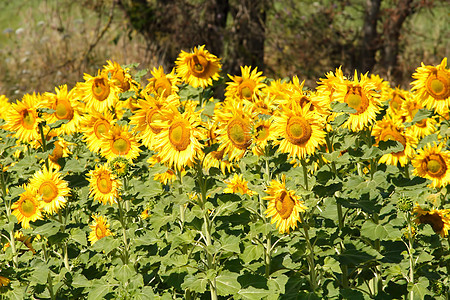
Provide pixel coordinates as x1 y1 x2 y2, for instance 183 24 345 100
0 46 449 299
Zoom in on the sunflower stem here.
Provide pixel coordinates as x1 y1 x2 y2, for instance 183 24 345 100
404 164 410 180
301 159 309 192
302 215 317 292
57 209 71 270
325 132 337 176
176 169 185 231
38 122 50 170
1 170 18 267
117 198 129 265
406 211 415 300
264 232 272 278
196 162 217 300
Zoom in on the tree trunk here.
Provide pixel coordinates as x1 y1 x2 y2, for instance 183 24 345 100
381 0 414 83
360 0 382 73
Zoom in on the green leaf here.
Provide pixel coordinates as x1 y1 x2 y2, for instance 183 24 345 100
267 274 288 294
71 228 87 246
361 220 390 240
72 273 92 288
411 108 433 124
238 286 270 299
91 236 120 254
216 272 241 296
181 274 208 294
408 277 431 299
34 221 60 236
323 256 342 274
240 244 264 264
331 101 357 113
63 158 86 173
114 264 135 283
219 235 241 254
88 280 111 300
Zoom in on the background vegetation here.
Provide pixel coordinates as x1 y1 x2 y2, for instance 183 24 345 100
0 0 448 100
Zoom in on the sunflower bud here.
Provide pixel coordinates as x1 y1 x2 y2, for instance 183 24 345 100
397 196 413 212
109 156 130 177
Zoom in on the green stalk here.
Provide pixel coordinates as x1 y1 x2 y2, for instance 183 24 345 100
1 169 18 267
324 133 337 175
264 232 272 278
406 212 415 300
177 169 185 231
302 217 317 291
117 198 129 265
301 159 309 192
196 162 217 300
57 210 70 270
43 242 55 300
38 122 50 170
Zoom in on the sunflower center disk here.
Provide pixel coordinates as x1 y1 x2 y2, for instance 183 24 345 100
169 121 191 151
256 125 269 141
227 118 251 150
426 155 447 177
239 80 256 100
286 116 312 146
96 225 105 239
426 71 450 100
55 100 73 120
147 110 163 134
275 191 295 219
155 78 172 97
92 78 110 101
345 91 369 114
191 55 209 76
97 176 112 194
40 182 58 203
21 199 36 217
419 213 444 233
112 138 131 155
22 110 36 129
95 123 109 139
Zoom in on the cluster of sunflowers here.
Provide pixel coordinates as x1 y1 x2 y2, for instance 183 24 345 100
0 45 449 245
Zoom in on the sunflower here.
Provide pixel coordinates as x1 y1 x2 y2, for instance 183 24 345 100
145 66 180 98
251 118 276 156
100 124 141 161
40 85 84 136
14 231 36 254
264 174 308 233
333 70 382 132
0 276 10 287
225 66 266 102
282 76 330 115
76 71 120 113
3 93 42 143
400 94 437 139
102 60 135 92
411 57 450 115
412 143 450 188
0 94 11 121
29 166 70 214
48 137 74 170
214 98 255 162
372 114 417 167
175 45 222 88
81 110 115 154
87 164 121 205
129 92 179 150
271 102 326 161
152 102 207 171
88 214 113 245
223 173 256 196
11 187 43 229
385 87 408 115
413 205 450 237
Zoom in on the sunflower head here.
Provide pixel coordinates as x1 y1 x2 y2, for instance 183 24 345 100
175 45 222 88
89 214 113 245
412 142 450 188
412 205 450 237
109 156 130 177
87 164 121 205
11 186 44 229
223 173 256 196
411 57 450 115
263 175 308 234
